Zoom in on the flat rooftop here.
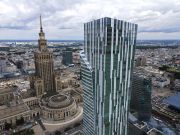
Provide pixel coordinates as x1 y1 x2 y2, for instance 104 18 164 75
128 113 138 123
0 104 29 120
0 87 13 95
134 122 147 129
23 97 38 102
147 128 163 135
128 113 147 129
164 92 180 110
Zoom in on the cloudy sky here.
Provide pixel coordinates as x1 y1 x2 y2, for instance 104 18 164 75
0 0 180 40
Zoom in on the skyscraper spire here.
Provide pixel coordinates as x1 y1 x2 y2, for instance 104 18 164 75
40 15 43 32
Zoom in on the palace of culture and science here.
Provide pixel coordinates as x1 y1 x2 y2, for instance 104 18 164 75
0 16 83 134
30 16 60 96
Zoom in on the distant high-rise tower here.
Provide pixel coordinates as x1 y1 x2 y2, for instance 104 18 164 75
130 72 152 121
62 48 73 66
30 16 60 96
81 17 138 135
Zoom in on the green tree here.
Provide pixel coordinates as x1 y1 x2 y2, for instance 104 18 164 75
55 130 62 135
16 117 25 126
4 122 12 130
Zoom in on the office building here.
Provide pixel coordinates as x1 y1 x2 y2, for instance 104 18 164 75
130 72 152 121
62 48 73 66
80 51 95 135
81 17 138 135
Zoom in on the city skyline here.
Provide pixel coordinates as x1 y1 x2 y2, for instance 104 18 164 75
0 0 180 40
0 13 179 134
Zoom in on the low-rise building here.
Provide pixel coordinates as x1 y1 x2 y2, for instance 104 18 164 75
147 128 164 135
0 56 6 74
0 87 14 105
174 79 180 91
128 113 148 135
73 52 80 64
152 76 170 88
23 97 39 107
0 103 39 131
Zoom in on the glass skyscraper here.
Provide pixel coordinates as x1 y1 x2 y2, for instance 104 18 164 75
81 17 138 135
130 72 152 121
80 51 95 135
62 48 73 66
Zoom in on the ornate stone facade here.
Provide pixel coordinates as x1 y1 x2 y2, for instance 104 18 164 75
0 103 40 131
0 87 14 104
30 16 60 96
54 75 62 92
40 94 77 121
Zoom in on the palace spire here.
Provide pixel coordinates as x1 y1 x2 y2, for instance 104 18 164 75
38 15 47 51
40 15 43 33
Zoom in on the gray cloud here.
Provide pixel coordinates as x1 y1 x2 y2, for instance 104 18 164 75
0 26 30 30
59 26 80 30
139 28 180 33
0 0 180 39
